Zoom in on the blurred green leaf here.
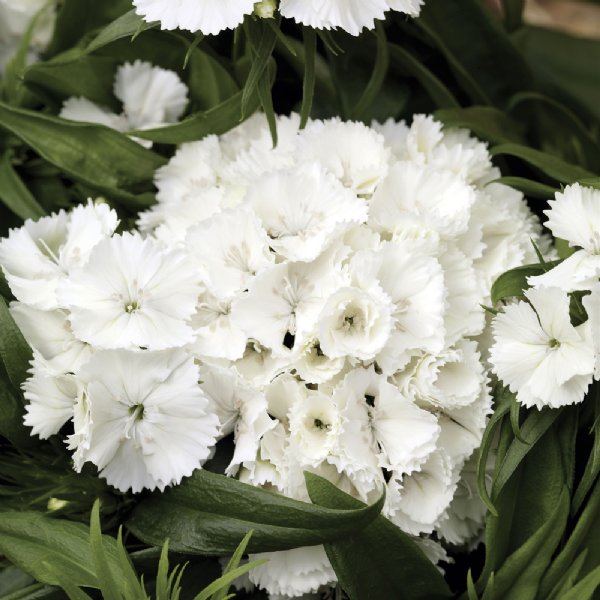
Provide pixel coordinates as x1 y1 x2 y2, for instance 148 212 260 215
305 472 451 600
128 470 383 555
86 9 158 54
0 153 47 221
0 296 32 391
489 176 556 199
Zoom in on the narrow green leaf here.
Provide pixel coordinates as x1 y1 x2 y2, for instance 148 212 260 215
539 466 600 597
211 531 254 600
86 9 159 54
489 177 556 199
0 296 32 391
481 573 495 600
128 470 384 555
0 102 164 208
183 33 205 69
509 398 527 444
193 560 266 600
241 19 277 119
492 407 563 499
560 566 600 600
299 27 316 129
467 570 479 600
547 550 588 600
477 391 512 516
350 23 389 120
489 487 569 600
130 89 260 144
388 43 459 109
116 527 145 599
0 511 123 589
54 576 93 600
0 583 63 600
490 143 595 183
155 540 171 600
0 153 46 221
435 107 525 144
257 66 277 147
306 473 451 600
90 500 123 600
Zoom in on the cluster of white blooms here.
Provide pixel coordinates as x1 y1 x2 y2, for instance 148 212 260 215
132 0 423 37
489 183 600 410
136 113 543 597
60 60 189 147
0 113 545 598
0 0 56 72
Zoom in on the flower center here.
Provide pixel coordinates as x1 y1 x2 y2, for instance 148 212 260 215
549 338 561 349
128 404 145 421
125 300 140 314
313 418 330 431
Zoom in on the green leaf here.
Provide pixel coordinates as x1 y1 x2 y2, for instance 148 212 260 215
299 27 316 129
86 9 158 54
0 296 32 391
435 106 525 144
490 261 559 304
492 407 563 499
211 530 253 600
0 378 34 448
503 0 525 31
417 0 531 106
388 43 459 109
0 102 164 209
0 511 124 589
128 470 383 555
489 177 556 199
305 473 451 600
490 143 596 183
130 89 260 144
350 24 389 120
193 560 266 600
546 550 588 600
560 566 600 600
0 153 47 221
0 564 35 596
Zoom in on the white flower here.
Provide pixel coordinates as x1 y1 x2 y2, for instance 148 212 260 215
57 232 200 350
191 290 248 361
78 349 219 493
385 449 456 536
332 368 440 477
0 201 118 310
528 184 600 292
186 208 274 298
350 239 446 372
249 545 336 597
369 161 476 240
318 285 393 361
244 164 367 263
583 288 600 380
199 364 276 476
232 252 347 357
10 302 92 374
296 119 391 195
0 0 56 72
23 358 79 439
61 61 188 147
490 287 594 408
293 339 346 385
279 0 423 36
132 0 256 34
288 388 341 466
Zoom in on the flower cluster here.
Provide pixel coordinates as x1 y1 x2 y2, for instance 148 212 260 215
0 0 56 72
0 113 546 598
132 0 424 37
489 183 600 410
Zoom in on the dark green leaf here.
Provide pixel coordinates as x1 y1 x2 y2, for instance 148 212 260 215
388 43 459 109
0 583 65 600
491 261 560 304
435 107 525 144
0 564 35 596
128 470 383 555
417 0 531 105
490 143 596 183
503 0 525 31
0 296 32 390
489 176 556 199
560 566 600 600
0 511 123 589
299 28 316 129
305 473 451 600
86 9 158 54
0 153 47 221
0 102 164 208
546 550 588 600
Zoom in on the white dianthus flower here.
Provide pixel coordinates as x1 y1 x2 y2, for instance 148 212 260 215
77 349 219 493
0 201 118 310
60 61 188 147
528 184 600 292
490 287 594 409
58 232 200 350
